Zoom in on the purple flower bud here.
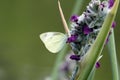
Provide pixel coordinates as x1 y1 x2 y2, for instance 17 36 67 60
67 35 78 43
100 3 105 8
70 55 80 61
105 21 116 44
99 3 105 11
109 0 114 8
105 31 112 44
112 21 116 28
70 15 78 22
95 62 100 68
106 38 109 44
83 25 93 35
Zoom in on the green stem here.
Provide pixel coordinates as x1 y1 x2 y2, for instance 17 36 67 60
107 29 119 80
87 68 96 80
119 65 120 76
51 45 68 80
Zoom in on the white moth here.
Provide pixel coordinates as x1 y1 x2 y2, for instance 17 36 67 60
40 32 67 53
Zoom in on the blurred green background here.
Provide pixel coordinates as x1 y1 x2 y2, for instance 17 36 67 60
0 0 119 80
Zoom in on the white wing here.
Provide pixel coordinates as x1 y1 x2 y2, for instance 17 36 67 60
40 32 67 53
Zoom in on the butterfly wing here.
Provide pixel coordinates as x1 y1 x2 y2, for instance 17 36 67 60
40 32 67 53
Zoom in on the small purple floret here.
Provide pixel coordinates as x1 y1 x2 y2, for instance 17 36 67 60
112 21 116 28
100 3 105 10
100 3 105 7
105 31 112 44
70 15 78 22
83 25 93 35
105 22 116 44
109 0 114 8
70 55 80 61
67 35 78 43
95 62 100 68
106 38 109 44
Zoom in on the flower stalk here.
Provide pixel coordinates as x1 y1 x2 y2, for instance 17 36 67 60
107 29 119 80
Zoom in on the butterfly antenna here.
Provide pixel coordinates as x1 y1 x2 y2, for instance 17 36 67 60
58 0 70 36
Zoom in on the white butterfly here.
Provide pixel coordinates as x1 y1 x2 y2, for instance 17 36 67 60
40 32 67 53
40 1 70 53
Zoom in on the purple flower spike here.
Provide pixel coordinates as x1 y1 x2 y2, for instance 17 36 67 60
70 15 78 22
95 62 100 68
112 21 116 28
70 55 80 61
67 35 78 43
83 25 93 35
109 0 114 8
